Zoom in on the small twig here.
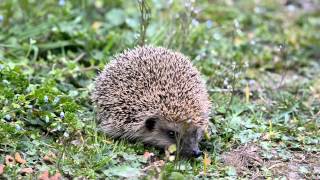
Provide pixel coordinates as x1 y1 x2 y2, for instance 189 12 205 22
57 137 69 173
209 89 234 93
177 1 192 51
74 52 86 63
226 65 237 112
226 27 237 113
277 43 288 89
267 162 285 170
137 0 151 46
81 66 99 72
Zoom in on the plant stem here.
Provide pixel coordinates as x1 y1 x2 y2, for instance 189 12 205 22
137 0 151 46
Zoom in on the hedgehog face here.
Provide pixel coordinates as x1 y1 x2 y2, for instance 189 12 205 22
141 116 204 158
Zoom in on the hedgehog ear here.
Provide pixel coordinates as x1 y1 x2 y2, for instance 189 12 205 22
145 117 158 131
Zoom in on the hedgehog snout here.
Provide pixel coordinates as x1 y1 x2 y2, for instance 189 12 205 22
181 144 202 158
179 129 204 158
192 149 202 158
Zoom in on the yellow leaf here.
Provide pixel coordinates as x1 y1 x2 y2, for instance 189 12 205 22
268 120 275 139
168 144 176 154
168 155 175 161
15 152 26 164
203 152 211 175
245 83 250 103
204 129 211 141
234 37 243 46
92 21 103 31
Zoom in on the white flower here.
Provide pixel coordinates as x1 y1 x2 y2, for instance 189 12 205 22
191 19 199 26
64 132 69 138
53 97 60 104
206 20 213 28
44 95 49 103
224 78 229 86
60 112 65 119
244 61 249 68
45 116 50 123
232 62 236 69
4 114 11 121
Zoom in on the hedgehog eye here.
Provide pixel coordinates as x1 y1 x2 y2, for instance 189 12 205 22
145 117 157 131
168 131 176 139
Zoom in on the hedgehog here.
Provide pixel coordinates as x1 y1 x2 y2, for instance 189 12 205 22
91 46 211 158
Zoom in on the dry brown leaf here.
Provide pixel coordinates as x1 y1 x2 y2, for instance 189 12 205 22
43 155 52 164
15 152 26 164
247 32 255 39
0 164 5 175
203 152 211 166
5 155 15 165
222 144 263 175
155 160 165 166
39 170 50 180
203 152 211 175
20 167 33 175
43 152 56 164
50 172 62 180
141 160 165 173
143 151 154 159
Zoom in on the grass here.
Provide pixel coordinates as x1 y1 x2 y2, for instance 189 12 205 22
0 0 319 179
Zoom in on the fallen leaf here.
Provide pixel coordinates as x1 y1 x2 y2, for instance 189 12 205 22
105 140 112 144
247 32 255 39
0 164 4 175
155 160 165 166
39 170 50 180
245 83 250 103
168 155 175 161
5 155 15 165
204 129 211 141
20 167 33 175
70 139 82 146
203 152 211 175
15 152 26 164
43 155 52 164
141 160 165 173
234 37 244 46
43 152 56 164
143 151 154 159
92 21 103 31
168 144 176 154
50 172 62 180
